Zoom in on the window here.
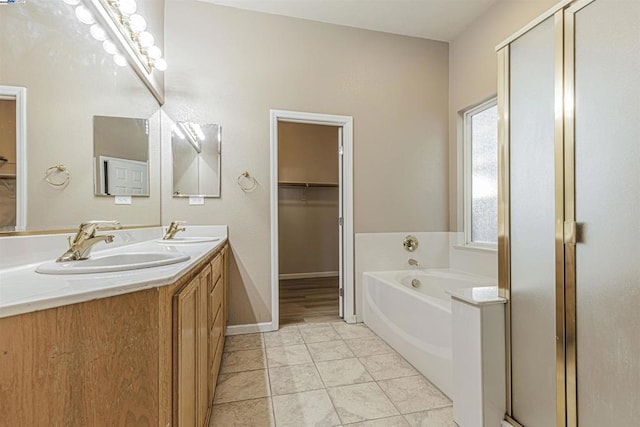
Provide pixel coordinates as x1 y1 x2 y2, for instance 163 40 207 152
463 98 498 247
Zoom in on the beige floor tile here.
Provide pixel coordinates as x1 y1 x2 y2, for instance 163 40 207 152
403 406 455 427
358 353 418 380
266 344 312 367
327 382 399 424
377 375 451 414
209 397 275 426
345 337 394 357
299 324 342 343
345 415 410 426
332 323 376 340
307 340 355 362
272 389 341 427
316 358 373 387
213 370 271 404
224 333 264 352
269 363 324 395
220 348 267 374
264 328 304 347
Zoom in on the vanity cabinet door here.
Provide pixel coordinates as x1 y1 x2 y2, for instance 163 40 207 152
175 265 210 427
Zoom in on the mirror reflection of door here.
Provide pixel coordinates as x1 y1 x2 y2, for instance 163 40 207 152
93 115 150 196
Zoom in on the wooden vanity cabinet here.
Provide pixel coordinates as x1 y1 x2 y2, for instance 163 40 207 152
0 243 228 427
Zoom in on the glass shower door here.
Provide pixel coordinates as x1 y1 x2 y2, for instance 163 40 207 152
572 0 640 424
508 16 557 427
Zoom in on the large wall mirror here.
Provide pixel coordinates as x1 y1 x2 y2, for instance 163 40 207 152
0 0 164 233
171 122 221 198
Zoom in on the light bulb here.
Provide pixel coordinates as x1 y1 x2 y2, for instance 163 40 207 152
146 45 162 60
137 31 154 48
89 24 107 41
118 0 137 16
63 0 81 5
153 58 167 71
113 53 127 67
75 5 95 25
128 14 147 33
103 40 118 55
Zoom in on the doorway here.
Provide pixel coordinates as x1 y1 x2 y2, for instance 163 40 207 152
270 110 354 331
0 86 26 232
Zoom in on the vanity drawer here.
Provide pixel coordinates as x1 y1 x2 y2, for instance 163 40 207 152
209 253 223 293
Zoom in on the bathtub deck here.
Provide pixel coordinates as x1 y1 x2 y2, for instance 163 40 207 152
279 276 340 325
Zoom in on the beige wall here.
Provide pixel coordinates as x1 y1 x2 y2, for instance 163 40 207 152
448 0 559 231
278 122 339 184
162 1 449 325
0 0 164 232
278 122 339 276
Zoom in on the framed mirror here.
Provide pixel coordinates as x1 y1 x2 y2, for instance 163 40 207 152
94 116 150 196
171 122 221 198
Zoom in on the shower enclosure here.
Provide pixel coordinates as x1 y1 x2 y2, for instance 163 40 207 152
497 0 640 425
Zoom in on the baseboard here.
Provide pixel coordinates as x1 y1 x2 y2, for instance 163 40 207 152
225 322 276 336
279 271 339 280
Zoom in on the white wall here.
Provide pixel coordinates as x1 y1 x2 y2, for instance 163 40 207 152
162 1 450 326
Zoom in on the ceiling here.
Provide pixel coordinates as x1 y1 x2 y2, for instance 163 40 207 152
198 0 500 42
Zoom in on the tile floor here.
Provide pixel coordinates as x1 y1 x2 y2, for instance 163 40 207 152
210 322 454 426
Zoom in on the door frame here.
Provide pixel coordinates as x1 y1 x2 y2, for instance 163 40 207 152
0 85 27 231
270 109 355 330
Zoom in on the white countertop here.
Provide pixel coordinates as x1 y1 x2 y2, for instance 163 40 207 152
0 226 227 319
446 286 506 306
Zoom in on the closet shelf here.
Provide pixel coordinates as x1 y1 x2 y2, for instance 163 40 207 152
278 181 338 188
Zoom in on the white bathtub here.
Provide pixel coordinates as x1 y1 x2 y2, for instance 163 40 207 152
363 268 495 398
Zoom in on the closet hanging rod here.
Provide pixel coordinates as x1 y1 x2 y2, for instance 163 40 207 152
278 181 339 188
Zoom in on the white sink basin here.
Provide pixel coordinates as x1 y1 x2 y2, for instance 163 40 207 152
156 237 221 245
35 252 191 275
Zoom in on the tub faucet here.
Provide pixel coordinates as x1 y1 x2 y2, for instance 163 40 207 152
56 220 121 262
408 258 420 268
163 220 186 240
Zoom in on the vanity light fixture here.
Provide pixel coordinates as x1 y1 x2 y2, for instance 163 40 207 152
62 0 167 72
103 0 167 71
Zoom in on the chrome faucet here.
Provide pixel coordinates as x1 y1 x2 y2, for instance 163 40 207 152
408 258 420 268
163 220 186 240
56 220 121 262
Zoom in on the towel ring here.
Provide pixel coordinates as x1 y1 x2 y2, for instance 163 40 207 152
237 171 257 192
44 164 71 187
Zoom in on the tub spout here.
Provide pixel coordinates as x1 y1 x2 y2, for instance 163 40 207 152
408 258 420 268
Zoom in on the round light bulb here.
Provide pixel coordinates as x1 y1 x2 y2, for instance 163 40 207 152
137 31 154 48
103 40 118 55
63 0 81 5
146 45 162 60
75 5 95 25
89 24 107 41
118 0 137 16
113 53 128 67
128 14 147 33
153 58 167 71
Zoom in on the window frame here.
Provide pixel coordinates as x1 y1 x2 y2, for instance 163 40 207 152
463 96 498 250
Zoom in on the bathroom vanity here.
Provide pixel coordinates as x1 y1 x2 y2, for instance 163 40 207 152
0 227 228 426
